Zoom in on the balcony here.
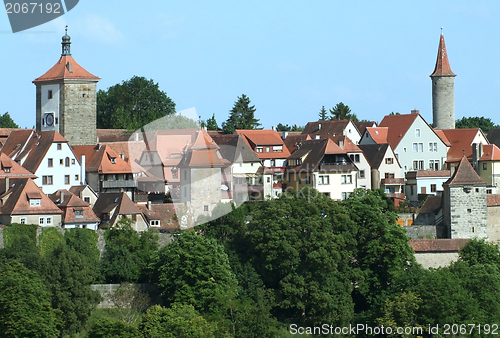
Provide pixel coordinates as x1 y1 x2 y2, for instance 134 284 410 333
233 183 264 194
381 178 405 186
102 180 138 189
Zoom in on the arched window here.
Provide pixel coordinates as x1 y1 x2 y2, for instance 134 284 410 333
65 157 70 167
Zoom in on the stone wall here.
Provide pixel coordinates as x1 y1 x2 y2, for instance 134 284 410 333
432 76 455 129
414 252 459 269
447 186 488 239
405 225 447 239
91 283 161 308
488 205 500 244
61 81 97 146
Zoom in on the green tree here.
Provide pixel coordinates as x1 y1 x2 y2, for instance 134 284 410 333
38 227 64 257
318 105 328 120
139 304 229 338
222 94 261 134
0 261 60 338
64 227 101 281
245 189 357 326
459 238 500 266
106 283 150 326
41 243 101 336
87 318 140 338
275 123 304 132
376 292 424 337
203 113 219 131
97 76 176 130
455 116 499 133
340 189 418 321
0 112 19 128
156 231 238 317
0 224 40 271
329 102 359 122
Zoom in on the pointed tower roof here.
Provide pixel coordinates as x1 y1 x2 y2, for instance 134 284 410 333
430 33 456 77
33 28 100 83
444 157 486 186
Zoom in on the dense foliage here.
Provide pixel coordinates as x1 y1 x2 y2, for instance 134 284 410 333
0 112 19 128
2 192 500 337
96 76 176 130
455 116 499 133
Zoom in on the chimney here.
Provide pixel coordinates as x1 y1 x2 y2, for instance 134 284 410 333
80 155 86 185
147 200 152 211
5 176 9 192
411 109 419 115
472 143 478 171
339 140 344 149
271 126 276 131
318 123 322 130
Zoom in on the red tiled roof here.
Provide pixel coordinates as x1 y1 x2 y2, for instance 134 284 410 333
330 135 361 152
48 189 99 223
1 178 62 216
479 144 500 161
0 153 37 178
440 128 486 162
356 121 376 136
409 239 469 252
178 129 230 168
445 157 487 186
72 144 135 174
415 170 451 178
365 127 389 144
434 129 451 146
378 113 420 149
137 203 179 231
33 55 100 83
487 194 500 207
301 120 354 138
430 34 456 77
236 129 291 159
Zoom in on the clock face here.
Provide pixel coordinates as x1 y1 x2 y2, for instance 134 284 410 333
45 113 54 127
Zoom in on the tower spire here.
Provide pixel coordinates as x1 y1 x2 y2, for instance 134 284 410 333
62 25 71 56
430 31 455 77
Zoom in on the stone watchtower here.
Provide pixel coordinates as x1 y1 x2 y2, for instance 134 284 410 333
430 32 456 130
33 27 100 146
442 157 487 239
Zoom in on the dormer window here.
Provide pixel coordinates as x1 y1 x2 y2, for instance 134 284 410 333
110 157 116 164
75 209 83 218
4 167 10 173
30 199 41 207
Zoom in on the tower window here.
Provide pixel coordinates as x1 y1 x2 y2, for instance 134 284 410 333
48 90 53 99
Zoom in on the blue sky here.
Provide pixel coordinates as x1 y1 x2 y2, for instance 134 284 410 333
2 1 500 129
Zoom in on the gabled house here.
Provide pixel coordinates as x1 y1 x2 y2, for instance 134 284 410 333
478 144 500 192
93 192 148 232
359 127 389 145
69 185 99 208
301 120 361 144
72 144 141 199
210 133 270 201
355 121 377 136
137 202 179 232
331 135 371 189
0 153 37 180
377 110 448 175
436 128 489 170
1 130 82 193
49 189 100 230
0 178 62 226
285 138 358 200
358 143 404 198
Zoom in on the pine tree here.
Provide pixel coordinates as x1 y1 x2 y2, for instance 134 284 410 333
318 106 328 120
329 102 359 122
0 112 19 128
205 113 219 131
222 94 261 134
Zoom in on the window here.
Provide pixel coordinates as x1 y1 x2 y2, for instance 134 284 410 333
431 184 437 192
413 161 418 170
341 192 350 200
65 157 69 167
110 157 116 164
429 160 439 170
418 160 424 170
204 205 209 212
172 171 178 179
267 177 271 183
72 159 75 165
385 173 395 179
359 170 365 179
150 220 160 226
57 143 62 150
48 90 53 99
266 147 270 152
298 176 302 185
415 128 421 137
75 210 83 218
84 197 91 203
410 185 414 195
64 175 70 184
413 143 418 152
385 158 393 165
4 167 10 173
429 142 438 152
75 175 79 181
46 217 52 225
349 154 360 163
42 176 53 185
273 145 283 152
433 143 437 152
341 175 352 184
60 159 63 165
20 218 26 224
256 147 263 153
305 175 311 185
418 143 423 152
483 163 487 170
318 175 330 185
48 158 53 167
39 217 44 225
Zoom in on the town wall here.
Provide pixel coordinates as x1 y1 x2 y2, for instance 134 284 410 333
414 252 459 269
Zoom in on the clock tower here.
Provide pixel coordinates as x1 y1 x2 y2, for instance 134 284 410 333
33 27 100 146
